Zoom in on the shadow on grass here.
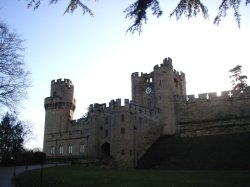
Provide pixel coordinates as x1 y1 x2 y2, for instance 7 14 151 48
14 166 250 187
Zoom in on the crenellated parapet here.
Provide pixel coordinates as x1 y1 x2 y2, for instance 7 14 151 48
88 99 131 112
177 87 250 103
132 57 180 79
153 57 173 71
70 117 89 126
131 72 153 80
153 58 185 79
87 98 160 118
51 78 73 87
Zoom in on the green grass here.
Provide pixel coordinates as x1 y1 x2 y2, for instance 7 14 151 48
15 166 250 187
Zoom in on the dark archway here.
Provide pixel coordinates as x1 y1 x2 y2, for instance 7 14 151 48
101 142 110 157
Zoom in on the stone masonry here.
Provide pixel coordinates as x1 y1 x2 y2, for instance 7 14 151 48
43 57 250 168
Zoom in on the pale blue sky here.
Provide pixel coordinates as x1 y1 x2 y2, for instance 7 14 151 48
0 1 249 149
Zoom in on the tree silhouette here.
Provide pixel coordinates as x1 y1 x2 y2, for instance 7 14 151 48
229 65 248 91
0 21 31 111
0 113 28 155
25 0 250 34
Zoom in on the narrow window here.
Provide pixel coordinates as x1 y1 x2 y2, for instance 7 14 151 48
147 99 152 108
121 149 125 155
174 78 178 88
59 145 63 154
68 145 73 154
50 146 55 155
130 149 132 156
105 117 108 124
105 129 108 137
121 114 125 122
121 128 125 134
79 144 85 153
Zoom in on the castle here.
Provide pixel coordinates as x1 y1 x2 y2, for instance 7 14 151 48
43 57 250 168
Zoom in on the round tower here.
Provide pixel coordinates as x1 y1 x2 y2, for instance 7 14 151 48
44 79 76 135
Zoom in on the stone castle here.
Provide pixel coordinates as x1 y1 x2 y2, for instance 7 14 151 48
43 57 250 168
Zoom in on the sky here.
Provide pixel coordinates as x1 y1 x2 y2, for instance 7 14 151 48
0 1 249 149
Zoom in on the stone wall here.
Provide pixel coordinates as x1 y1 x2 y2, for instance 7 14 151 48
177 88 250 136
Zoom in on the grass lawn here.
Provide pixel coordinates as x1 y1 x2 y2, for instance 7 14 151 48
15 165 250 187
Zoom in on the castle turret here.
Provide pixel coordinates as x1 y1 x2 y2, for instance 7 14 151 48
131 57 186 134
44 79 76 135
153 58 186 134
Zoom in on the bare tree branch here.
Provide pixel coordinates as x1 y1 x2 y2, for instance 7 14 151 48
0 22 31 112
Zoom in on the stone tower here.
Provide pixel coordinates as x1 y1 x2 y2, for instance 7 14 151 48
131 57 186 134
44 78 76 136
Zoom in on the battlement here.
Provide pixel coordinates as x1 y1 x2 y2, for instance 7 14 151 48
88 98 160 118
153 58 185 78
51 78 73 87
71 117 89 126
89 98 131 111
153 57 173 70
178 87 250 103
173 69 185 79
131 72 153 79
131 57 185 81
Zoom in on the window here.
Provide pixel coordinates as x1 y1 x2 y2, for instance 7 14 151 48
59 145 63 154
105 129 108 137
50 146 55 155
121 149 125 155
174 78 178 88
121 128 125 134
121 114 125 122
146 78 152 83
147 99 151 108
105 117 108 124
80 144 85 153
68 145 73 154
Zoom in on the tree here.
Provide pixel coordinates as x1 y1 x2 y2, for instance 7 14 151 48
0 112 33 164
25 0 250 33
229 65 248 91
0 21 31 111
0 113 31 156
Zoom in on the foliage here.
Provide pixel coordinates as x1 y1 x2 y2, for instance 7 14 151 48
15 166 250 187
26 0 94 15
0 113 31 156
229 65 248 91
124 0 163 34
32 151 46 163
25 0 250 34
0 21 31 111
13 151 46 164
